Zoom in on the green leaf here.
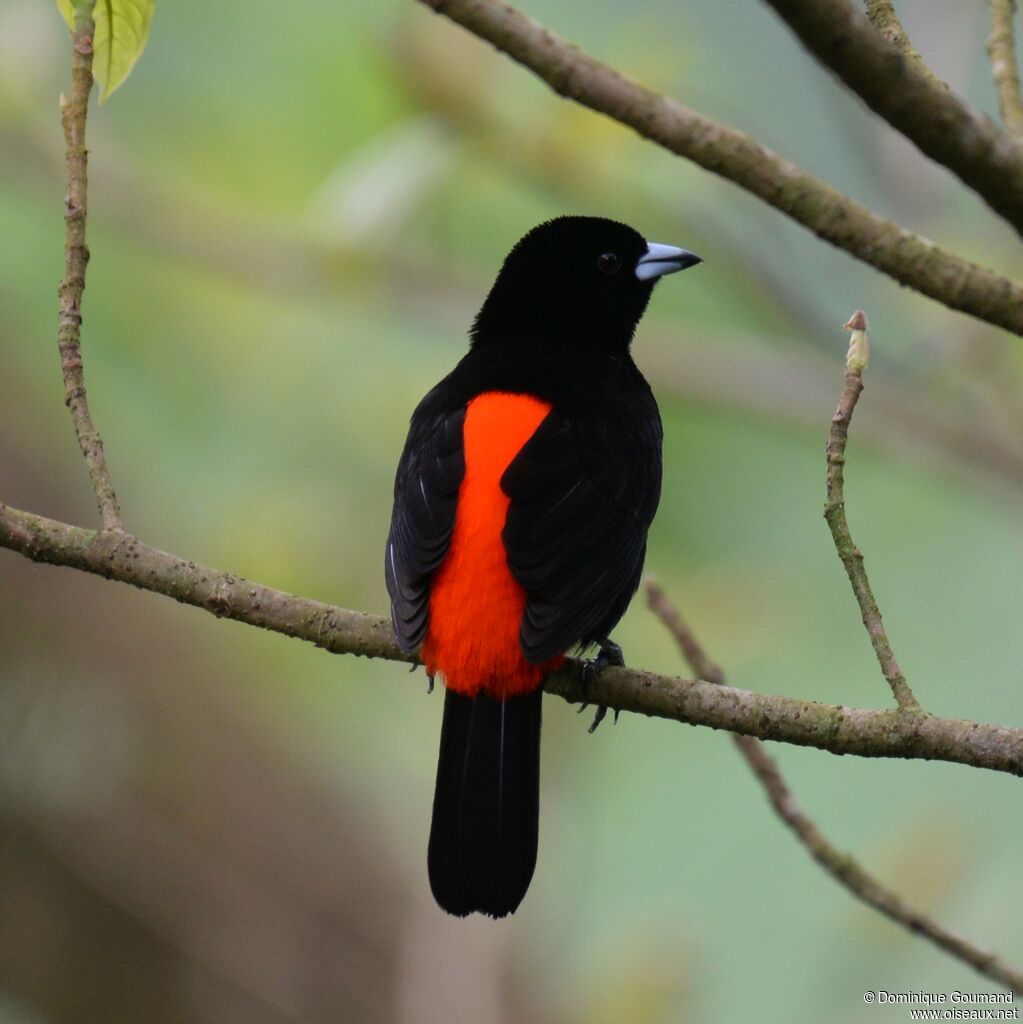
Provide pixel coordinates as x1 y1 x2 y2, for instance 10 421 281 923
94 0 155 101
55 0 75 30
54 0 156 102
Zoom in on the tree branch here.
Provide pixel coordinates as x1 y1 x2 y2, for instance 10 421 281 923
58 0 122 531
988 0 1023 137
645 581 1023 995
862 0 939 82
2 500 1022 777
825 312 919 710
15 0 1018 992
763 0 1023 236
416 0 1023 337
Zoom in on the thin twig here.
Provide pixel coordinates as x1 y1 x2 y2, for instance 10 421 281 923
2 500 1022 775
763 0 1023 238
418 0 1023 337
645 581 1022 995
824 312 919 710
988 0 1023 137
863 0 944 86
58 0 122 531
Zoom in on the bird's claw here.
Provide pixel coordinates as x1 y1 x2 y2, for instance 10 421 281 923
579 639 624 733
409 660 435 694
585 705 622 734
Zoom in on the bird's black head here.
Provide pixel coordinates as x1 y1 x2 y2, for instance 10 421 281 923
470 216 701 353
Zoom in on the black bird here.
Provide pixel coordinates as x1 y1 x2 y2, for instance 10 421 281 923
385 216 701 917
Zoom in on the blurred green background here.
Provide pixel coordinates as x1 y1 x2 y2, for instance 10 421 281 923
2 1 1022 1021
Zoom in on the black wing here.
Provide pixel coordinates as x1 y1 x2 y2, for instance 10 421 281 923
385 402 466 652
501 386 662 664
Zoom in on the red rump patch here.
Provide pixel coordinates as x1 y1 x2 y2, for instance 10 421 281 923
422 392 564 699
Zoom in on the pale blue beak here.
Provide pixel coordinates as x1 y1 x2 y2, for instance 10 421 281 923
635 241 702 281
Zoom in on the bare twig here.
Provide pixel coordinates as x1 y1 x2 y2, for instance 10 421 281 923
58 0 122 531
763 0 1023 237
824 312 919 710
417 0 1023 337
2 501 1022 775
645 581 1023 995
988 0 1023 137
863 0 943 84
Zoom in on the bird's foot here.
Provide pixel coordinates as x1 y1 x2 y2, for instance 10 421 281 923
409 660 435 694
577 639 624 733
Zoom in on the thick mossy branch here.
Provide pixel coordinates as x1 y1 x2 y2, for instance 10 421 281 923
764 0 1023 236
418 0 1023 336
3 501 1022 777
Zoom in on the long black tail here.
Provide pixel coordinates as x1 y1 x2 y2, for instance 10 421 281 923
428 687 542 918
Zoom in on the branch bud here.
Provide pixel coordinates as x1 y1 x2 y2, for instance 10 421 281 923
844 309 870 372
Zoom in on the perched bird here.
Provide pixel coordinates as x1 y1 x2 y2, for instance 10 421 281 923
385 216 700 918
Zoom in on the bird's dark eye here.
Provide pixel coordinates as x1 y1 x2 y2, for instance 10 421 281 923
597 251 622 275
